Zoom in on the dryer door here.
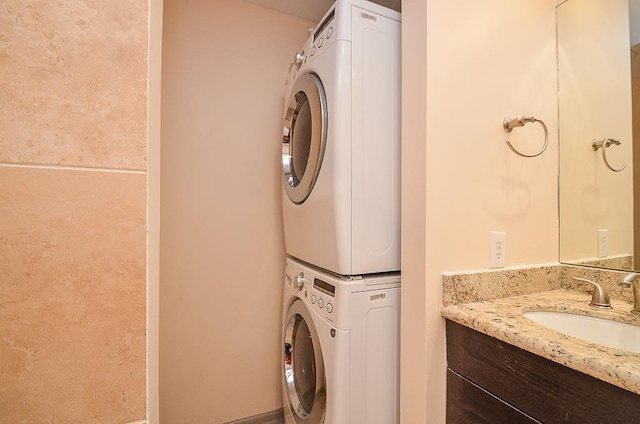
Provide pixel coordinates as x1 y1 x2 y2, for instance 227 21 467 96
283 300 326 423
282 73 327 204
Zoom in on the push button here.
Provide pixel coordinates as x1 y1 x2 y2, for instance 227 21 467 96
326 303 333 313
318 298 324 309
327 27 333 38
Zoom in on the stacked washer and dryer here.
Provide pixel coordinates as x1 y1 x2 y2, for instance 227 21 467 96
279 0 401 423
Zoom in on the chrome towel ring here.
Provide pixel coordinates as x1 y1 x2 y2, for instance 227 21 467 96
503 116 549 158
592 138 627 172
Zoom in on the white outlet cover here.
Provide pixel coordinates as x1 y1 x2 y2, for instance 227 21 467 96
490 231 507 268
598 229 608 258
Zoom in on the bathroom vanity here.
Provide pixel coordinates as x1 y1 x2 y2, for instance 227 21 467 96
446 320 640 424
441 266 640 424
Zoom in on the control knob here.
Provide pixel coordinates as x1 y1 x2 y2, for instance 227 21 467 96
295 273 306 290
294 51 305 67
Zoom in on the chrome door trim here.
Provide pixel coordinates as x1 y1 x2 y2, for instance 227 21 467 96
283 300 327 423
282 73 328 204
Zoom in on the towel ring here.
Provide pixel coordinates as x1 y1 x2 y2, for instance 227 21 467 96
503 116 549 158
592 138 627 172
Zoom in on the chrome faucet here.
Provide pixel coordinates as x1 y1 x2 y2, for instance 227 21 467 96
573 278 612 309
621 273 640 314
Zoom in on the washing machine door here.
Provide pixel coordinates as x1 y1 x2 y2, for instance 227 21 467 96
282 73 328 205
283 300 326 423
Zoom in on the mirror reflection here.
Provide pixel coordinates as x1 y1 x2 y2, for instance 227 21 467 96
558 0 640 271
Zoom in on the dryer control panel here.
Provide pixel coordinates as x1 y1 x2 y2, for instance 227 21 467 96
309 8 335 59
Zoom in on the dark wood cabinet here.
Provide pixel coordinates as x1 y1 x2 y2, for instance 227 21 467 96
446 320 640 424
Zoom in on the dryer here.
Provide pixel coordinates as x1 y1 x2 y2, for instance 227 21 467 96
281 0 401 276
281 257 400 424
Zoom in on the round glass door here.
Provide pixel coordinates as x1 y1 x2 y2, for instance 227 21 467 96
282 73 327 204
283 301 326 423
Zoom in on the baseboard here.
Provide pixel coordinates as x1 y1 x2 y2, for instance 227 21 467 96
225 408 284 424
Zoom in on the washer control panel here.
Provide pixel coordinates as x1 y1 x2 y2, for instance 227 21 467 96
310 8 335 58
305 277 335 318
285 261 338 321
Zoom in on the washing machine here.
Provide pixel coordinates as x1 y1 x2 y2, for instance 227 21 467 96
281 0 401 276
281 257 400 424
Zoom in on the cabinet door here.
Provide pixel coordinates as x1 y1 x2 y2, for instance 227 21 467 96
446 320 640 424
447 369 540 424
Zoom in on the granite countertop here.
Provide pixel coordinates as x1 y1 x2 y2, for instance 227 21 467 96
441 289 640 395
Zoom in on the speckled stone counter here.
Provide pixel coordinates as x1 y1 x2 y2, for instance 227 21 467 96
441 268 640 395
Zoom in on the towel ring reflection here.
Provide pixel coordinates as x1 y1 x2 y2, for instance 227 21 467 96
503 116 549 158
592 138 627 172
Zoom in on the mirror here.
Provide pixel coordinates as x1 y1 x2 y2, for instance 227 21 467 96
558 0 640 272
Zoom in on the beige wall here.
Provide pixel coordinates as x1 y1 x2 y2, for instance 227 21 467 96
159 1 311 421
0 1 148 423
400 0 428 422
401 0 560 421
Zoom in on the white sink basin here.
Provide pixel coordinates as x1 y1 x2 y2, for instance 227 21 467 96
523 311 640 354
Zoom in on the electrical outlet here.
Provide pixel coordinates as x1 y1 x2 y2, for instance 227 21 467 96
598 229 608 258
490 231 507 268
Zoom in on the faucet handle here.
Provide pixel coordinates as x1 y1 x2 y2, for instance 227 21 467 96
620 273 640 314
573 277 612 309
621 272 640 287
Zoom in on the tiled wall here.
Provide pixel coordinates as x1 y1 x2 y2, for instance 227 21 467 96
0 1 148 422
